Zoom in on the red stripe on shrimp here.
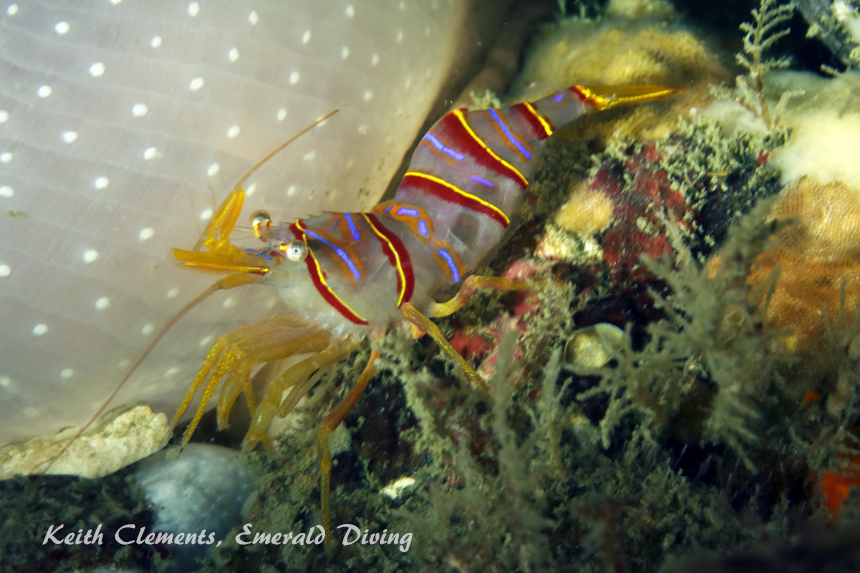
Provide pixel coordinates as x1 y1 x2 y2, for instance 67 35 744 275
289 222 368 325
570 85 589 102
512 102 554 140
362 213 415 307
402 172 510 229
437 110 529 188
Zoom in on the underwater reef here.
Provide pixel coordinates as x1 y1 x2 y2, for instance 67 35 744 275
9 0 860 571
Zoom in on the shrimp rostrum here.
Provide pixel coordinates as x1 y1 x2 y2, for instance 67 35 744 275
167 84 676 537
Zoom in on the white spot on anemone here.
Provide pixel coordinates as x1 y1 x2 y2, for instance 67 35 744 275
6 4 17 16
289 72 300 84
60 369 74 379
371 54 379 66
302 30 311 44
94 177 109 189
151 36 162 48
89 62 105 77
37 85 52 98
207 163 220 177
62 131 78 143
0 186 12 198
277 108 287 121
143 147 158 160
0 153 11 163
223 296 235 308
303 151 316 162
142 323 154 335
33 324 48 336
346 4 354 17
0 264 9 277
227 125 240 138
248 10 258 25
200 335 214 347
55 21 69 34
228 47 239 62
188 1 199 16
287 186 297 197
190 77 205 91
132 103 148 117
0 110 7 123
95 296 110 310
167 287 179 298
201 208 213 220
364 90 374 101
83 249 99 263
139 227 154 241
342 46 350 59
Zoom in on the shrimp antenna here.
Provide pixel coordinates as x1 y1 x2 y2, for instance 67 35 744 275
235 109 338 191
41 110 338 475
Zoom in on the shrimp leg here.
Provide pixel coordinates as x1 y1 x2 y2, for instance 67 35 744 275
427 275 533 317
316 350 380 543
401 276 543 392
401 302 490 393
241 337 363 452
171 317 327 447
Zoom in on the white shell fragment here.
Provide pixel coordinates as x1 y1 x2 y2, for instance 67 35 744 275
381 475 417 499
0 403 168 479
565 323 625 369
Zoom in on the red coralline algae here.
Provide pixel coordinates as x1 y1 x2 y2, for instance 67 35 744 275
449 329 495 363
445 259 554 384
541 142 695 287
596 144 691 274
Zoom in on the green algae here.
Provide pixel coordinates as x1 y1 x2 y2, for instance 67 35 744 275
0 469 155 573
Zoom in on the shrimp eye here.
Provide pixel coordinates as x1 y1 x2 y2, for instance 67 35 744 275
250 210 273 240
279 240 308 262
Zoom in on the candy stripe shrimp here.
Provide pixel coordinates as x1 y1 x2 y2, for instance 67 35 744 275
170 83 676 537
50 85 676 538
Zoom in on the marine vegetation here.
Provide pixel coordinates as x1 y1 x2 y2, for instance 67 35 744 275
711 0 800 131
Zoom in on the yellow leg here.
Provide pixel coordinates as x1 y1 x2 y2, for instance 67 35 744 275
401 302 491 393
170 316 322 447
216 329 333 428
317 351 380 543
241 383 276 454
427 275 531 318
241 337 362 452
171 314 307 426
